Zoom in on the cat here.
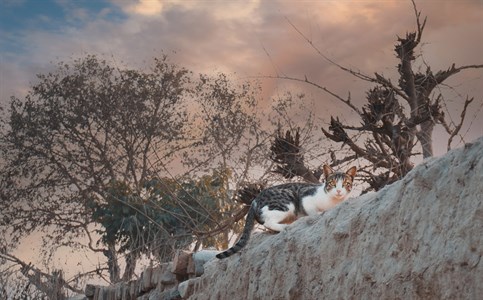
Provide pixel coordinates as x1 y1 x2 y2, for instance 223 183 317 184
216 165 357 259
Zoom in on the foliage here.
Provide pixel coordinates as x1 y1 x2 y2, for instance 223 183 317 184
0 54 196 282
0 54 272 294
90 169 233 263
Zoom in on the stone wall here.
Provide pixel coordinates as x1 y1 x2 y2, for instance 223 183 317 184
83 250 217 300
80 137 483 300
189 138 483 299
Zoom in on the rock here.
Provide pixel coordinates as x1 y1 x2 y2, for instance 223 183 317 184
85 284 96 297
161 263 177 286
186 254 195 277
67 294 87 300
178 278 200 299
188 138 483 299
128 280 138 299
140 267 153 292
171 250 192 276
158 289 181 300
192 250 218 277
150 263 169 288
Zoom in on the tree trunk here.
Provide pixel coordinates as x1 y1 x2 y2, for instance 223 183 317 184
122 251 137 281
104 242 120 283
418 120 435 158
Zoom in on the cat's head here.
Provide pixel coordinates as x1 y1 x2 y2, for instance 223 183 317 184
323 165 357 200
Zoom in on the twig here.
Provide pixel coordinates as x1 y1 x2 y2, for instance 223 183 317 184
0 253 83 294
285 17 375 83
262 74 362 116
193 206 250 238
447 96 474 151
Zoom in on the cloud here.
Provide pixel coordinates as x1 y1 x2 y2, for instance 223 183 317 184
119 0 262 21
127 0 164 16
1 0 482 146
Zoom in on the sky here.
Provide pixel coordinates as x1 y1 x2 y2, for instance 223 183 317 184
1 0 482 151
0 0 482 289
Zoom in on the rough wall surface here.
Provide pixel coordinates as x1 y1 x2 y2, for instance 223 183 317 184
189 138 483 300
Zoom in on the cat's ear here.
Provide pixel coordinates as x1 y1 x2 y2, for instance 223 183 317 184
323 165 334 178
346 166 357 178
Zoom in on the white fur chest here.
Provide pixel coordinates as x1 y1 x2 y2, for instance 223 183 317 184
301 185 344 215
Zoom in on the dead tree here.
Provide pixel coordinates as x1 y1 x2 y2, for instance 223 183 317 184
270 128 321 183
271 1 482 191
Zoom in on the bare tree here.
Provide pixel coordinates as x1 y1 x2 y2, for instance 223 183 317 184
268 0 482 191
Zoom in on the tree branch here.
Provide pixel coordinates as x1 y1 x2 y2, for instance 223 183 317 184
193 206 250 238
270 128 319 183
263 74 361 116
447 96 474 151
321 121 388 170
433 63 483 86
0 253 83 295
285 16 376 83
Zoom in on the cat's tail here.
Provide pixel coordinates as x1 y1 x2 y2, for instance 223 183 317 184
216 202 257 259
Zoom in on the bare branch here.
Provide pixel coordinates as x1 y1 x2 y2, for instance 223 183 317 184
433 63 483 86
447 96 474 151
374 73 409 101
322 119 390 170
0 253 83 295
328 151 358 168
270 128 320 183
193 180 266 239
193 206 250 238
262 74 362 116
411 0 427 44
285 17 375 83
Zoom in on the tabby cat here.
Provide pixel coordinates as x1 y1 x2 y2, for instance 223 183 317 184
216 165 357 259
